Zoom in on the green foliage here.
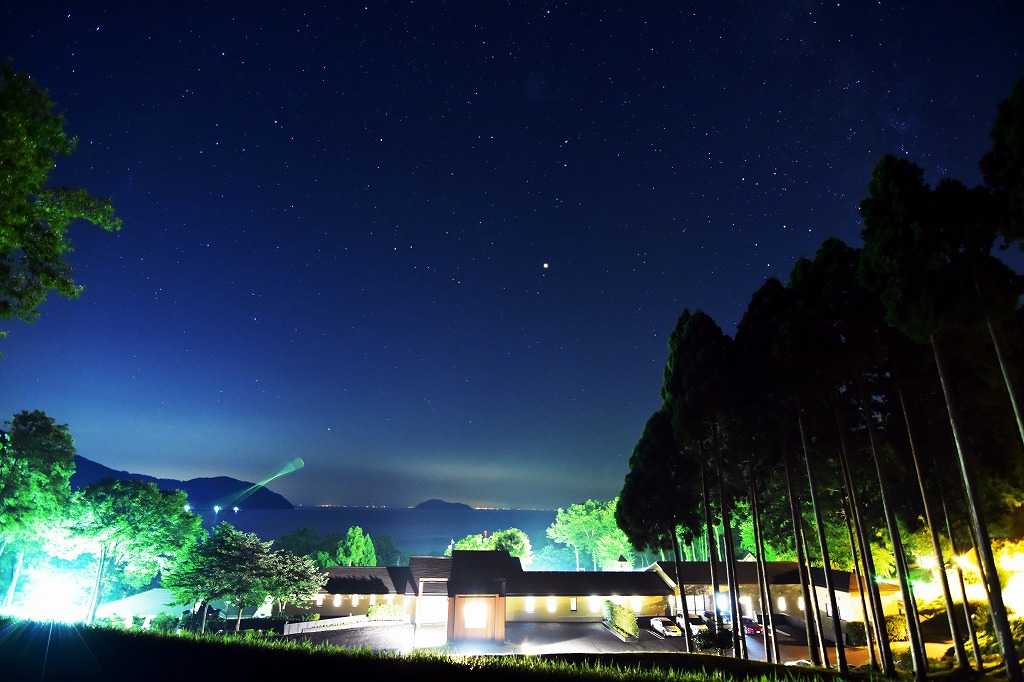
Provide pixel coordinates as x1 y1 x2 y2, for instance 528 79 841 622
884 614 909 642
548 499 630 572
70 479 203 622
0 61 121 342
371 533 406 566
0 410 76 547
336 526 376 567
366 602 407 621
601 599 638 638
164 523 325 631
148 613 180 633
844 620 867 646
692 627 731 653
445 528 535 568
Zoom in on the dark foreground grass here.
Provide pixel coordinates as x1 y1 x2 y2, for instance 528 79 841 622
0 619 992 682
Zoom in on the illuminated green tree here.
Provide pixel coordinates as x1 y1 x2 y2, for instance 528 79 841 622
263 550 326 616
546 499 621 572
492 528 534 568
0 410 76 607
335 526 376 567
446 528 534 567
0 61 120 344
71 479 203 623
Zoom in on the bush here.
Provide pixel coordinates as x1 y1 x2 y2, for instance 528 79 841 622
885 614 909 642
693 627 731 653
287 612 321 622
601 600 638 638
149 613 181 633
844 620 867 646
367 603 406 621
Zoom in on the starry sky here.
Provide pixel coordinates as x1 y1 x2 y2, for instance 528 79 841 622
2 2 1022 510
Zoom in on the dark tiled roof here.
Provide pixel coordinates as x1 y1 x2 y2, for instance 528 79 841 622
654 561 855 592
409 555 452 595
448 549 523 595
320 566 414 595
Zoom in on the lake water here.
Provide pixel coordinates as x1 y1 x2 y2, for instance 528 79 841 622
199 506 558 557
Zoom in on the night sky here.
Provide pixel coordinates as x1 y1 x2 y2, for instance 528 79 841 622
2 2 1022 510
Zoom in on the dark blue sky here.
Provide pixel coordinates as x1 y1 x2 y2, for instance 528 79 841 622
2 2 1022 509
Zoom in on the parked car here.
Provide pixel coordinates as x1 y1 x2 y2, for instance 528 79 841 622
740 616 763 635
682 614 708 636
650 616 683 637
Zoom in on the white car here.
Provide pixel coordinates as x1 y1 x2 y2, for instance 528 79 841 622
650 616 683 637
683 614 708 636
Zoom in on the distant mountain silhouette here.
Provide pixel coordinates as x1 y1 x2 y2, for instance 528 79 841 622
70 455 294 510
414 498 473 511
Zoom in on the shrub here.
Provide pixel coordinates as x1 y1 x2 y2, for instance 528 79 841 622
885 614 909 642
693 627 731 653
367 603 406 621
149 613 181 633
601 600 638 638
844 620 867 646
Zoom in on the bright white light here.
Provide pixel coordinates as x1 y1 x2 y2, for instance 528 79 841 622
918 555 938 569
16 565 90 623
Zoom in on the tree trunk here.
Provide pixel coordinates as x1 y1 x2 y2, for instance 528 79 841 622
200 601 210 633
671 524 695 653
86 543 108 625
3 549 24 608
783 446 822 665
832 395 893 674
899 390 969 669
798 411 848 673
235 602 243 632
699 453 724 633
800 519 831 668
937 481 983 670
844 504 879 670
930 334 1022 680
985 310 1024 446
858 377 928 682
750 463 779 663
713 429 743 659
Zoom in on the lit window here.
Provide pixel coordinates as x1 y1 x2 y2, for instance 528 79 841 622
464 600 488 629
798 597 805 611
370 594 376 605
777 596 787 611
352 594 359 606
525 596 535 613
547 597 557 613
570 597 578 612
315 594 324 606
589 596 602 612
385 594 395 604
333 595 342 607
739 596 752 616
611 595 624 606
630 596 642 612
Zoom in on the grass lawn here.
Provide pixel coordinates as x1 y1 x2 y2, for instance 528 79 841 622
0 618 951 682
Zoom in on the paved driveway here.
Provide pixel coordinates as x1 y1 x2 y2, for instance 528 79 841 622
290 620 821 660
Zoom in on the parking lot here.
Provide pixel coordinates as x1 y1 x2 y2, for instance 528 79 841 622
288 616 846 661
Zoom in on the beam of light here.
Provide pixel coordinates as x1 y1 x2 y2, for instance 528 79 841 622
215 458 305 508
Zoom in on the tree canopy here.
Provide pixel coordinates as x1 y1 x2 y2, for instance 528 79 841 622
0 61 120 343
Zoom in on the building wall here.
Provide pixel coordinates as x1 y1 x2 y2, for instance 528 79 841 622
505 594 671 622
287 592 411 620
